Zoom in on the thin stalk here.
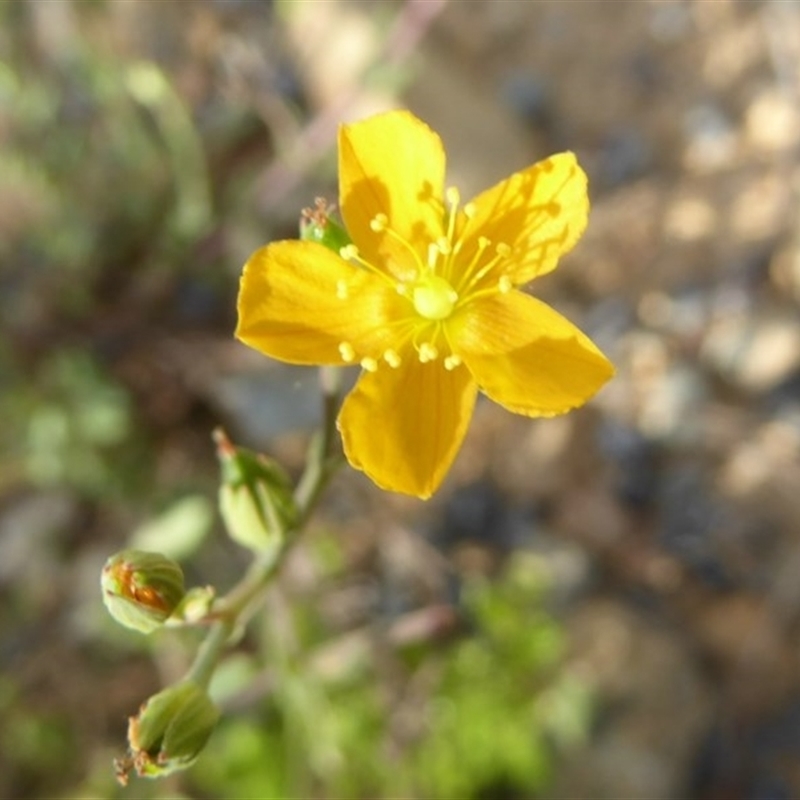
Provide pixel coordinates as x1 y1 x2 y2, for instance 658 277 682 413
184 366 343 690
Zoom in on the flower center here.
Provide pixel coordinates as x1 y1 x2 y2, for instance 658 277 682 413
334 186 513 373
412 275 457 320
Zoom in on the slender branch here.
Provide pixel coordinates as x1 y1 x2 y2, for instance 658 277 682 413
294 365 343 517
185 366 343 689
186 616 234 688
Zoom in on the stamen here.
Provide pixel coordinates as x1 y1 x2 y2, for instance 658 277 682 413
443 194 476 285
436 237 452 256
418 342 438 363
336 280 348 299
360 357 378 372
444 187 460 259
338 342 355 362
444 355 462 370
370 213 388 232
498 276 512 294
427 242 440 270
396 283 409 296
455 236 514 299
338 243 403 290
384 349 402 368
368 213 426 276
453 236 491 293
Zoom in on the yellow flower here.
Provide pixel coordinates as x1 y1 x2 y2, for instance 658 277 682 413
237 110 614 499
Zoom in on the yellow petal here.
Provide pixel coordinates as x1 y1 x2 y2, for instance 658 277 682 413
461 152 589 287
337 359 478 499
339 110 446 281
453 291 614 416
236 240 406 365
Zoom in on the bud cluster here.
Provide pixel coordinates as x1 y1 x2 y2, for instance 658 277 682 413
103 430 303 784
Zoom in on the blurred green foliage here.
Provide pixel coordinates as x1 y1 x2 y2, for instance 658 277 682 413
0 676 78 794
22 350 133 495
187 550 590 800
1 10 193 500
1 15 213 315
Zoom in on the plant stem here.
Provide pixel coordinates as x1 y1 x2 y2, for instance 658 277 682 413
185 365 343 690
186 615 234 688
294 365 343 517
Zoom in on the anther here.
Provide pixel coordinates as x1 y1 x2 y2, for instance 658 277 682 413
384 349 402 368
446 186 460 207
360 357 378 372
338 342 355 362
498 276 512 294
444 355 462 370
463 202 476 219
340 244 358 260
336 280 348 299
369 214 388 232
418 343 438 363
496 243 512 258
477 236 491 250
436 237 452 256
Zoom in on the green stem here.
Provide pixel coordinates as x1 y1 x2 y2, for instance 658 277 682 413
186 617 233 688
294 365 343 517
185 366 343 690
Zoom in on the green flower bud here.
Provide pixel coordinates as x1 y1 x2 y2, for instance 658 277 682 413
167 585 216 626
299 197 352 254
101 549 186 634
214 429 298 553
115 681 219 783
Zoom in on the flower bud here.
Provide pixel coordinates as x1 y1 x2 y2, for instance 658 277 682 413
214 429 298 553
101 549 186 634
167 585 216 626
115 681 219 783
300 197 352 254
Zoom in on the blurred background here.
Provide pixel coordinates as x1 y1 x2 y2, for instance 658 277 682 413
2 0 800 798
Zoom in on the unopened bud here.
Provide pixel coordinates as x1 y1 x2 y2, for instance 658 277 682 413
101 550 185 634
115 681 219 783
167 585 216 626
299 197 352 254
214 429 298 553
